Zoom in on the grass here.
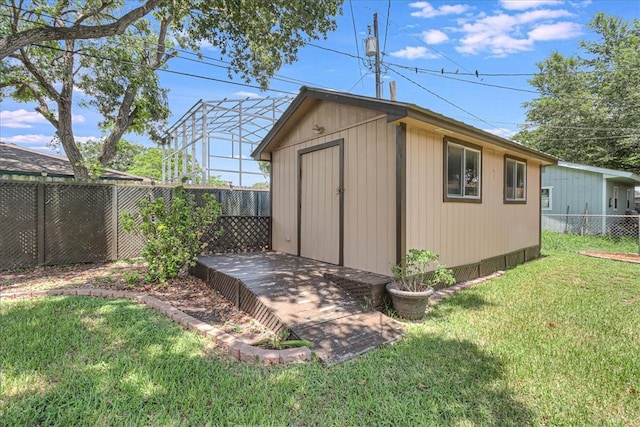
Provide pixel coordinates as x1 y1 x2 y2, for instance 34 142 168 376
1 234 639 426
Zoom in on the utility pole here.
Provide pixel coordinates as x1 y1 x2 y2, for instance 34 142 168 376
373 13 381 98
365 13 382 98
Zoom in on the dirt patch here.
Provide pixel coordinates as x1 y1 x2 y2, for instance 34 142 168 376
578 251 640 264
0 261 274 344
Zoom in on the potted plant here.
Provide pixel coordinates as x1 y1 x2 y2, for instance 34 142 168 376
386 249 456 320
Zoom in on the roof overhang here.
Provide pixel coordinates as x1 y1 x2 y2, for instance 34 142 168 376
252 86 557 166
557 161 640 185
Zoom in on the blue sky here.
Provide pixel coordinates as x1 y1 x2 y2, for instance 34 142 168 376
1 0 639 156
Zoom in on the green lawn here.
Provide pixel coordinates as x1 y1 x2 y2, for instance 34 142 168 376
1 235 639 426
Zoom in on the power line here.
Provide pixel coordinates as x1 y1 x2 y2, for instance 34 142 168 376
382 0 390 55
30 43 297 96
348 0 366 90
385 63 538 94
387 67 512 138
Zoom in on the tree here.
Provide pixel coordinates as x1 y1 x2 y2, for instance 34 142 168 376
126 147 164 180
0 0 163 59
126 146 202 181
79 139 145 173
515 13 640 174
1 1 343 179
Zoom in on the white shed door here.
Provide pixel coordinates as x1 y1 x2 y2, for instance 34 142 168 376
299 144 341 264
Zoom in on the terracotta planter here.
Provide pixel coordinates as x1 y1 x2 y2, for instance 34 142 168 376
386 282 434 320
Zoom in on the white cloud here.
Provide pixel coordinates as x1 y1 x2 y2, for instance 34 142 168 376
528 21 582 41
75 136 101 144
409 1 470 18
0 109 48 128
455 8 581 56
0 109 85 128
389 46 439 60
500 0 564 10
2 134 54 145
2 137 61 155
422 29 449 44
2 134 99 145
234 91 260 98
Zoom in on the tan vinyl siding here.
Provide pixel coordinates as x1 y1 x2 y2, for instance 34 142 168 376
404 126 542 268
270 102 396 275
278 101 381 150
342 118 396 275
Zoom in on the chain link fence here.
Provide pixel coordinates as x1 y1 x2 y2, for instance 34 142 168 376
542 213 640 254
0 180 270 270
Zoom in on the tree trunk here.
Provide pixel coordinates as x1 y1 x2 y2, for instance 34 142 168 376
98 88 138 166
58 40 90 180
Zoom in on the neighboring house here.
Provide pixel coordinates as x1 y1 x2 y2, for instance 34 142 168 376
252 87 556 279
541 161 640 234
0 142 146 182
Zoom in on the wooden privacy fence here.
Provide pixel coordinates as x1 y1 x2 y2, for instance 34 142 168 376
0 180 270 270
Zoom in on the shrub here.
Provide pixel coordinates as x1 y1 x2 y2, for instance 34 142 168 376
391 249 456 292
121 186 222 284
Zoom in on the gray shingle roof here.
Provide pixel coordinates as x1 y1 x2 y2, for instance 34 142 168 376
0 142 144 181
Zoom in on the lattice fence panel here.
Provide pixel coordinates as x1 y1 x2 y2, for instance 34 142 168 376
0 182 38 269
208 271 241 305
451 263 481 284
116 186 173 260
525 246 540 262
239 286 287 333
0 181 270 269
479 255 506 277
44 184 113 265
206 216 270 253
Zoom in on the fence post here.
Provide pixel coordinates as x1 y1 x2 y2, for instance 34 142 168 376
637 215 640 255
37 181 45 265
111 185 119 260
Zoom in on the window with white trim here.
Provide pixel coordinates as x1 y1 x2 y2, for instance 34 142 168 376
541 187 552 210
613 186 619 211
445 140 481 201
505 156 527 202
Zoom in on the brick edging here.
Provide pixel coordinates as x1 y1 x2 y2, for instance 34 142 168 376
1 272 503 364
0 288 310 365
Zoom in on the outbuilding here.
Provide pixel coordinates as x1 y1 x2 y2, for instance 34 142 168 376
252 87 557 280
541 161 640 234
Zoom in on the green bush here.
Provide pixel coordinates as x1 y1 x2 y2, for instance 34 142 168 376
121 186 222 284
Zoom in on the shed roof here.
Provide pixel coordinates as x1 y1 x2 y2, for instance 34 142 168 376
555 161 640 185
252 86 557 165
0 142 145 181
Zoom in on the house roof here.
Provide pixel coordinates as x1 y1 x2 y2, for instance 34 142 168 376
252 86 557 165
0 142 145 181
555 161 640 185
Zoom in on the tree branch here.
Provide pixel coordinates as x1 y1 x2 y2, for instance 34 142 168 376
75 1 117 26
0 0 164 59
17 49 61 102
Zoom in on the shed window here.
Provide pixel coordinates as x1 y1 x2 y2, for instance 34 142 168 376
445 139 481 202
505 156 527 203
612 186 619 211
541 187 552 210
